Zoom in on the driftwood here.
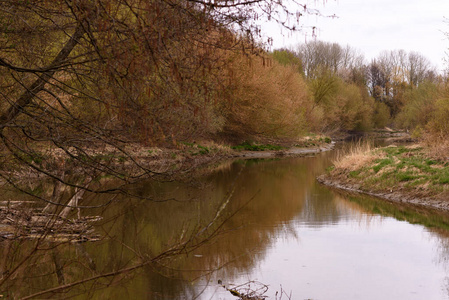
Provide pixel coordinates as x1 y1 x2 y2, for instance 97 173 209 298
0 207 101 242
43 172 91 219
59 187 86 219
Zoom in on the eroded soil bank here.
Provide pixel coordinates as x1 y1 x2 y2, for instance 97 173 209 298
317 143 449 212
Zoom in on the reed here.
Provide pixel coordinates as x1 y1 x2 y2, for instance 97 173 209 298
333 140 381 172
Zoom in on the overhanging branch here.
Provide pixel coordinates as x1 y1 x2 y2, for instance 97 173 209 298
0 21 87 130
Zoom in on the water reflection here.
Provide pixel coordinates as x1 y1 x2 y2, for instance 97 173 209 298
1 146 449 299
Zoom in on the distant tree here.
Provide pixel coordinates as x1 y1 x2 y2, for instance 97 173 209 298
366 50 436 117
443 17 449 75
366 59 388 102
296 41 363 80
406 51 433 87
271 48 304 75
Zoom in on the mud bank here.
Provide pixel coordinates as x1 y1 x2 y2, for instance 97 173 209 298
229 142 335 159
317 170 449 212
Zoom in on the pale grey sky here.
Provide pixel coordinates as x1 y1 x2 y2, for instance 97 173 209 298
265 0 449 71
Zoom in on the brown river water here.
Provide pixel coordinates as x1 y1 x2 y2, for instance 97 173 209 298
2 142 449 299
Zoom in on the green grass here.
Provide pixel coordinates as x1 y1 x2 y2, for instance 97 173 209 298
335 145 449 196
231 142 283 151
396 172 417 182
372 157 394 173
197 145 209 155
349 170 361 178
18 151 45 165
326 166 335 172
179 142 212 156
318 137 332 143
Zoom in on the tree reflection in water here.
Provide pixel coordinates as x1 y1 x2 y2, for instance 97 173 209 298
2 152 449 299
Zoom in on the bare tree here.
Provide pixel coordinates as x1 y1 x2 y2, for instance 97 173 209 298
407 51 433 87
296 40 364 80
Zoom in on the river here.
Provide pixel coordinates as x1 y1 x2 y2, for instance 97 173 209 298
2 143 449 299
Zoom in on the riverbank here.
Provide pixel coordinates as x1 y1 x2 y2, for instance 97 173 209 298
0 137 334 241
318 143 449 211
0 136 335 184
128 137 335 178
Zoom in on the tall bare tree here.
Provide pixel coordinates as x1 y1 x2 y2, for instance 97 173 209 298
296 40 364 79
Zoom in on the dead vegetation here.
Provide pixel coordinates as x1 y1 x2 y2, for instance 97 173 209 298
0 206 101 242
333 140 381 172
219 280 292 300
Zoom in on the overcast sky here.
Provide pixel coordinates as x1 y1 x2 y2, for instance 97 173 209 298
265 0 449 71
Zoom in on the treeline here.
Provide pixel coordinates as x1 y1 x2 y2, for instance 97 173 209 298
0 0 448 153
272 41 449 156
0 0 336 150
0 0 307 152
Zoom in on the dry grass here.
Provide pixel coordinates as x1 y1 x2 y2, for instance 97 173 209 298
333 141 383 172
329 143 449 197
423 135 449 162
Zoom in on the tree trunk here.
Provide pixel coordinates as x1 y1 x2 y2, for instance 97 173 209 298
0 22 86 130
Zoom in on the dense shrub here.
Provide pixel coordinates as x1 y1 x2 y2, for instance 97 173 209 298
271 49 303 75
223 54 313 139
423 95 449 160
395 81 439 133
309 75 375 132
372 101 391 128
393 81 449 160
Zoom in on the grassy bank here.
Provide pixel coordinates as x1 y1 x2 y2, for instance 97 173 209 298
319 143 449 211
